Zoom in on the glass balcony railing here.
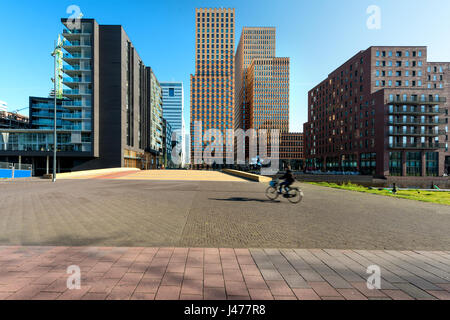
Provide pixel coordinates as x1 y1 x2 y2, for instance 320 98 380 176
63 89 92 95
63 77 92 83
62 101 82 106
389 142 445 149
63 65 92 71
388 119 446 125
63 53 92 59
63 29 82 34
61 113 82 119
62 125 82 131
389 129 445 136
64 40 92 46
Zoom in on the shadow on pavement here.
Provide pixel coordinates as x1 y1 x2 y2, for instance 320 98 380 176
209 197 280 203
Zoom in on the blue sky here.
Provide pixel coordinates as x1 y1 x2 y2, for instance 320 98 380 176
1 0 449 132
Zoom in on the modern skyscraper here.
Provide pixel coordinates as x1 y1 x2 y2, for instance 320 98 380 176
235 27 291 167
161 82 185 167
245 57 290 132
303 46 450 177
235 27 276 130
190 8 235 165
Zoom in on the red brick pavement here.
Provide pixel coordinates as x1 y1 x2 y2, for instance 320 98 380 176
0 246 449 300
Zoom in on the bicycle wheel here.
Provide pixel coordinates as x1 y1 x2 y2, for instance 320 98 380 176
287 188 303 204
265 187 279 200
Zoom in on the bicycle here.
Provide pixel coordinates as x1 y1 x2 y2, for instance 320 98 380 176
265 179 304 203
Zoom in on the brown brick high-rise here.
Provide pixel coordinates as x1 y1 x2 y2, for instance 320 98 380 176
303 46 449 177
190 8 235 164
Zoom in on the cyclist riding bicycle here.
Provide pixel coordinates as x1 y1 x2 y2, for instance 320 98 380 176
279 169 295 194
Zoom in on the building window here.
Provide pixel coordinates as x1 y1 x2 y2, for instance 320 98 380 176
426 152 439 176
389 152 402 176
406 152 422 176
169 88 175 97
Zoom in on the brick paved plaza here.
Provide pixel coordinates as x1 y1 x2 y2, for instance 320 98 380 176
1 171 449 249
0 246 449 300
1 170 449 300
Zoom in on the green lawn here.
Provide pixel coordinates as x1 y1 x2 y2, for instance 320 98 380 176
307 182 450 206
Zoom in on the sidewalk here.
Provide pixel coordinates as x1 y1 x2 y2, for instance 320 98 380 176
0 246 449 300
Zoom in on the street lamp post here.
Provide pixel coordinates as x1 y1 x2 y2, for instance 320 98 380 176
51 39 62 182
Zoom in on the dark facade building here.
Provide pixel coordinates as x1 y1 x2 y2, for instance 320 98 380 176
0 18 165 174
280 132 304 170
303 46 449 177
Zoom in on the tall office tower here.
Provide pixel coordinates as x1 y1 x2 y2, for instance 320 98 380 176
190 8 235 164
246 57 290 132
235 27 276 130
161 82 185 167
304 46 450 177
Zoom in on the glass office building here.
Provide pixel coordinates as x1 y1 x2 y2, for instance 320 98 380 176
161 82 185 167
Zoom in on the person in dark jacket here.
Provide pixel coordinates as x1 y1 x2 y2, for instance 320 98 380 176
279 169 295 194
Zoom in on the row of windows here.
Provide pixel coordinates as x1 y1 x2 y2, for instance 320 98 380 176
197 23 232 28
427 66 445 73
376 70 422 77
376 50 422 57
375 60 423 67
197 12 233 17
197 29 234 35
375 80 424 87
243 29 274 35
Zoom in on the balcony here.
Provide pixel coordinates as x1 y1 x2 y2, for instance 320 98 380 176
63 64 92 72
388 119 446 126
388 108 446 116
63 53 92 60
63 77 92 88
61 113 83 120
389 142 445 150
62 29 91 37
388 97 447 104
62 40 92 52
61 124 91 131
62 100 82 107
63 40 92 47
63 89 92 97
389 129 446 137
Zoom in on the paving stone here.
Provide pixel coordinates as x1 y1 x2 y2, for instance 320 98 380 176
292 288 320 300
393 283 437 300
248 289 274 300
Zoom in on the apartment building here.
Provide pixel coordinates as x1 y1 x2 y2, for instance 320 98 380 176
303 46 449 177
0 18 165 174
190 8 235 165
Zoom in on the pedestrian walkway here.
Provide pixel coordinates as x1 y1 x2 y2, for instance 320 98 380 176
0 246 449 300
58 169 248 182
115 170 248 182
